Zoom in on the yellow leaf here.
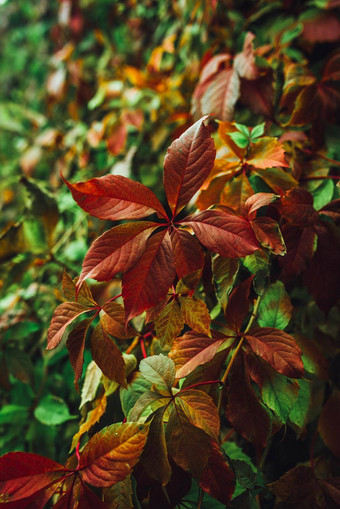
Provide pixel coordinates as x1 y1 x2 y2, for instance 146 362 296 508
179 296 211 336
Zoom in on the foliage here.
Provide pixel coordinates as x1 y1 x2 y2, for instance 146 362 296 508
1 0 340 507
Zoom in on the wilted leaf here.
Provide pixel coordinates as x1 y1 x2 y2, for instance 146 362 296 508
71 390 107 451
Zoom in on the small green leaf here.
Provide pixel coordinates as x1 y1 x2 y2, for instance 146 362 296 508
234 123 250 138
250 123 265 141
34 395 77 426
281 23 303 44
229 132 249 149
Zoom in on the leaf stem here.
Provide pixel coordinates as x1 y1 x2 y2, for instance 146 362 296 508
177 379 222 395
140 337 147 359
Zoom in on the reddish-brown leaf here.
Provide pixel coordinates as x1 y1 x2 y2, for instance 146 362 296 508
182 209 259 258
0 452 64 503
268 466 321 505
101 302 136 339
63 174 167 221
47 302 94 350
155 299 184 346
179 296 211 336
201 69 240 121
163 116 215 216
277 188 319 227
79 422 149 487
303 13 340 43
199 440 235 505
62 272 97 307
233 32 258 80
279 224 316 280
220 173 254 215
250 217 286 255
240 70 274 117
90 324 126 386
122 230 175 321
77 222 158 287
170 229 204 280
318 389 340 458
66 318 92 389
245 327 304 378
225 276 253 333
247 137 289 169
106 121 127 156
244 193 278 220
177 390 220 441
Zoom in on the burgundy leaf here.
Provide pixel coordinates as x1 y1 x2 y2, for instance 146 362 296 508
66 318 92 389
225 277 253 333
170 229 204 280
163 116 215 216
90 324 126 386
182 209 259 258
63 174 167 221
77 222 158 287
244 193 278 220
245 327 304 378
47 302 94 350
277 188 319 227
250 217 286 255
199 440 235 505
122 230 175 321
279 224 316 280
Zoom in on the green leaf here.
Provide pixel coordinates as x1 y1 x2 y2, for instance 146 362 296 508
0 405 29 425
234 123 250 137
289 379 312 432
34 395 77 426
257 281 293 329
120 374 152 418
281 23 303 44
139 354 175 391
229 131 249 149
250 123 265 141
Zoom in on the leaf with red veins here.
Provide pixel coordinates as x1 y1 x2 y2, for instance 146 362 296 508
47 302 95 350
122 230 175 321
244 193 278 220
233 32 258 80
90 324 126 386
169 330 229 379
279 224 316 280
199 440 235 505
247 137 289 169
101 302 136 340
245 327 304 378
170 229 204 280
0 452 65 503
182 210 259 258
225 277 253 333
163 116 215 217
77 222 158 287
66 319 92 389
277 188 319 227
63 174 167 221
201 69 241 121
79 422 149 487
250 217 286 255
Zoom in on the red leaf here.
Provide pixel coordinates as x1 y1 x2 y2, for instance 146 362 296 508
101 302 136 339
122 230 175 321
245 327 304 378
225 277 253 333
201 69 240 121
63 174 167 221
163 116 215 216
250 217 286 255
47 302 94 350
0 452 64 503
79 422 149 487
170 228 204 280
90 324 126 386
76 483 109 509
279 224 316 280
244 193 278 220
247 137 289 169
106 122 127 156
66 318 92 389
182 209 259 258
277 188 319 227
240 71 274 117
199 440 235 505
303 13 340 43
77 222 158 287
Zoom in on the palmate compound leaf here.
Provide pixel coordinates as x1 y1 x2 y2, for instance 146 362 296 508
163 115 216 217
245 327 304 378
47 302 95 350
76 222 158 288
182 209 259 258
63 173 168 221
79 422 150 487
0 452 65 503
139 354 176 391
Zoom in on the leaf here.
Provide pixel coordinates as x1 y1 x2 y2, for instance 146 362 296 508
77 222 158 287
182 210 259 258
225 277 253 333
103 475 133 509
120 374 152 419
107 121 127 156
155 299 184 346
79 422 149 487
252 167 298 193
212 256 239 310
261 369 299 423
279 224 316 280
289 379 312 434
245 327 304 378
318 389 340 458
101 302 136 340
225 356 272 449
201 69 240 121
247 137 289 169
34 395 76 426
170 331 227 379
250 217 286 255
268 466 320 504
66 318 92 389
71 390 107 451
199 441 235 505
170 229 204 280
163 116 215 216
220 173 254 215
277 188 319 227
62 272 97 307
0 452 64 502
244 193 278 219
47 302 94 350
129 390 167 422
240 70 274 118
122 230 175 321
0 405 29 425
139 354 175 391
233 32 258 80
165 405 211 478
140 406 172 485
177 389 220 441
90 324 126 386
257 281 293 329
64 174 167 221
179 296 211 336
80 361 102 409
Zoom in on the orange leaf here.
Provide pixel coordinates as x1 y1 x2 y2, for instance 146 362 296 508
247 137 289 169
179 296 211 336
